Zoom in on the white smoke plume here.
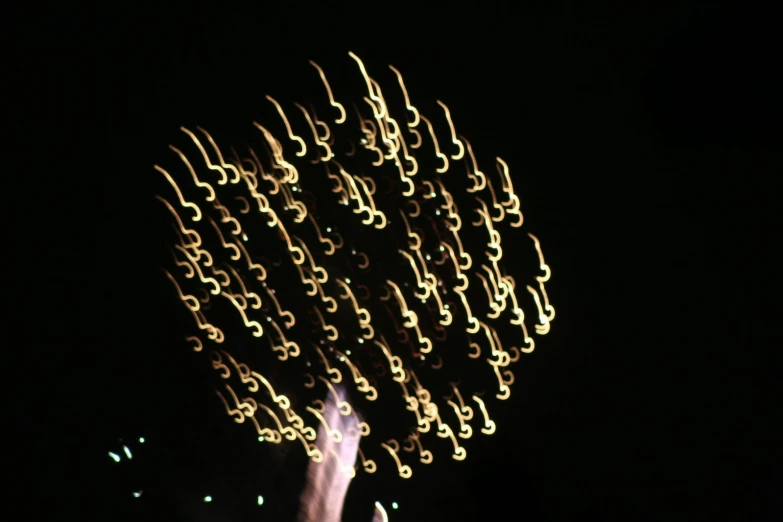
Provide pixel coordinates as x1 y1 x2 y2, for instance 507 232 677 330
298 384 361 522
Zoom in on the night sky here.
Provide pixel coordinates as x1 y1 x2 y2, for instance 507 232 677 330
22 3 780 521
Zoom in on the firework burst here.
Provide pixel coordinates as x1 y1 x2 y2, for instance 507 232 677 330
154 52 555 490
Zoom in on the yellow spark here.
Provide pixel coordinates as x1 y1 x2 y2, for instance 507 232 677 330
309 60 346 123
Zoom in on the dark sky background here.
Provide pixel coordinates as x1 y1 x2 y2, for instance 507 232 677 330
18 2 781 521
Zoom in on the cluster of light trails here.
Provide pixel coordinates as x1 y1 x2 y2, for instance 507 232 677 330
154 52 556 484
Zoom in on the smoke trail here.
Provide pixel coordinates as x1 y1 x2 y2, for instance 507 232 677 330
298 383 360 522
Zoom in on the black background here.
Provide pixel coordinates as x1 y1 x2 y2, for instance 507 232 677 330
13 2 780 521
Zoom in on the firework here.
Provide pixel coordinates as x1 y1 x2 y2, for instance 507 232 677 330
154 52 555 488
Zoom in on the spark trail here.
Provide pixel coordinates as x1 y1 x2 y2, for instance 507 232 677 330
155 52 556 484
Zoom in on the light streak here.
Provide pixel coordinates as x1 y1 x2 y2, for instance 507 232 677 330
310 60 346 123
374 502 389 522
154 165 202 221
